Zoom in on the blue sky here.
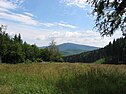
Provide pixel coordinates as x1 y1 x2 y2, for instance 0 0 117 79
0 0 121 47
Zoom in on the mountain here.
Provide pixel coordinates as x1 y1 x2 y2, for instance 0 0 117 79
40 43 99 56
58 43 99 56
63 37 126 64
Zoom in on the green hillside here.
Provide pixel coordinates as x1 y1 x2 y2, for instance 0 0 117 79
40 43 99 56
64 37 126 64
60 49 86 56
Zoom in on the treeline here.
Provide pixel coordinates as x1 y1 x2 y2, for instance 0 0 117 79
63 48 104 63
0 25 63 64
63 37 126 64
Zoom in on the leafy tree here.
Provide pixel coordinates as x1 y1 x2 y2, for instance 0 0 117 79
48 40 63 62
0 24 63 63
30 44 40 61
87 0 126 36
0 25 41 63
22 43 40 62
3 42 25 64
39 48 51 61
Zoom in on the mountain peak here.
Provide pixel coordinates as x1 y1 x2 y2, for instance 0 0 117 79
57 43 99 56
40 43 99 56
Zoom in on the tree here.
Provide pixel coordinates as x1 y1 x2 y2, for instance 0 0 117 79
87 0 126 36
39 48 51 61
48 40 63 62
3 42 25 64
22 43 40 62
0 25 8 63
0 25 43 63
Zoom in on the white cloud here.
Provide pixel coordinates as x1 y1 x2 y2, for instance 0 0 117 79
0 0 77 29
40 23 55 27
40 22 77 29
1 20 121 47
0 7 10 12
16 0 26 5
45 30 122 47
0 0 26 9
0 11 39 26
61 0 115 9
0 7 76 28
0 1 39 26
61 0 88 9
0 0 122 47
24 12 34 17
34 29 121 47
0 0 40 26
0 0 17 9
57 23 77 29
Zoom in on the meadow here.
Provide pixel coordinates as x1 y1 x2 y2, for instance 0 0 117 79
0 63 126 94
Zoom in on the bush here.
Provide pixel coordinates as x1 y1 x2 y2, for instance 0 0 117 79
24 59 33 64
36 58 43 62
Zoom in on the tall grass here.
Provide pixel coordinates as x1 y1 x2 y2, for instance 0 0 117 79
0 63 126 94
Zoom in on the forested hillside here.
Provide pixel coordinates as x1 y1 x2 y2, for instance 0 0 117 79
0 25 63 64
64 37 126 64
1 25 126 64
58 43 99 56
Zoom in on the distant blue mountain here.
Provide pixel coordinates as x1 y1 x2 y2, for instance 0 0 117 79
57 43 99 56
40 43 99 56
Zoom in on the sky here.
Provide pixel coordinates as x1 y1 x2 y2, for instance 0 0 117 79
0 0 122 47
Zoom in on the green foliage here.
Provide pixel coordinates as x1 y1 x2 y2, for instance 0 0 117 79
4 42 25 64
104 37 126 64
64 37 126 64
39 48 51 61
87 0 126 36
0 25 64 64
24 59 33 64
36 58 43 62
48 40 63 62
64 48 104 63
39 40 63 62
94 58 105 64
61 49 86 56
0 63 126 94
0 25 41 64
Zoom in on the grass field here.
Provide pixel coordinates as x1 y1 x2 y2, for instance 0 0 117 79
0 63 126 94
